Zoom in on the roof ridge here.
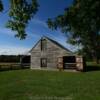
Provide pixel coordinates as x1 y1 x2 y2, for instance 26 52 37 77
30 35 74 55
42 36 73 53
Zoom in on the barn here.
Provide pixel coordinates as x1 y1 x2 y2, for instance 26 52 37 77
30 36 85 71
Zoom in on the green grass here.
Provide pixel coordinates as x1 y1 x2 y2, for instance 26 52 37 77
0 70 100 100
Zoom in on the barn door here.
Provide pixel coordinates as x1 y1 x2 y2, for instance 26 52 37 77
76 56 84 71
57 57 63 69
41 58 47 68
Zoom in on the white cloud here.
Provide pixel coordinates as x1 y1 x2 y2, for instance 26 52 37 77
0 27 16 36
32 18 48 28
27 31 42 39
0 45 30 55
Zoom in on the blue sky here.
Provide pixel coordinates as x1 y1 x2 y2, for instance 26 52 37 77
0 0 75 55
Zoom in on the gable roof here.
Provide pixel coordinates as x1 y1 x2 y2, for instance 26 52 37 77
44 36 73 53
30 36 74 54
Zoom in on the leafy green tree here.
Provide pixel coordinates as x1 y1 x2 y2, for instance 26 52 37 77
0 0 39 39
47 0 100 63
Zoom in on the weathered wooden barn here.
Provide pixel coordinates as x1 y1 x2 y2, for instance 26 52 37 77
30 36 85 71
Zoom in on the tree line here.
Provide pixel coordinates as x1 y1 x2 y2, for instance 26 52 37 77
0 55 30 63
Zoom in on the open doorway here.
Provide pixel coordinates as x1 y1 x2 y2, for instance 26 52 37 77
63 56 76 69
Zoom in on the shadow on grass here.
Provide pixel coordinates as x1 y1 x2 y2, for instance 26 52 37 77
85 65 100 72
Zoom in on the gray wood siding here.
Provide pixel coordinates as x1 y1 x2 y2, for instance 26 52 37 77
31 37 72 69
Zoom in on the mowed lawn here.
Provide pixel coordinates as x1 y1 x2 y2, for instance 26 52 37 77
0 69 100 100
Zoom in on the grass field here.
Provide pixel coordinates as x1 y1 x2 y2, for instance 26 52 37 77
0 69 100 100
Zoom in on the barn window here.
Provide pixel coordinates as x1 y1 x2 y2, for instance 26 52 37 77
41 39 47 51
41 58 47 67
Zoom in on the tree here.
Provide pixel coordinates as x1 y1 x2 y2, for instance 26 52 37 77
47 0 100 63
0 0 3 12
0 0 39 39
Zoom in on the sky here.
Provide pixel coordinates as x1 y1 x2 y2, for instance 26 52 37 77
0 0 75 55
